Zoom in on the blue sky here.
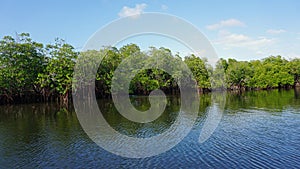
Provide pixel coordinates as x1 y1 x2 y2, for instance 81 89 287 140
1 0 300 60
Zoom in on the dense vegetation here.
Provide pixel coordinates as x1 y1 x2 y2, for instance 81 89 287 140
0 33 299 105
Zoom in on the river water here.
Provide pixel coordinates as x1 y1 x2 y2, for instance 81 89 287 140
0 89 299 168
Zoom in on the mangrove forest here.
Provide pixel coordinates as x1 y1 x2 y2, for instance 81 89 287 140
0 33 300 105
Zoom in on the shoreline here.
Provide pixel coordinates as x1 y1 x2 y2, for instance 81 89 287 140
1 86 299 106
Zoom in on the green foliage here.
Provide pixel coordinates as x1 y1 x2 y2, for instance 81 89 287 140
0 33 300 105
249 56 294 88
212 56 297 90
184 54 210 88
0 33 45 96
226 60 253 87
37 39 78 100
287 58 300 84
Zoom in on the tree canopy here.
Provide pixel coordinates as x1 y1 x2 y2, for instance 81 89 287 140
0 33 299 105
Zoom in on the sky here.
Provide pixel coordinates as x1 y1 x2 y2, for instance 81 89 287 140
1 0 300 61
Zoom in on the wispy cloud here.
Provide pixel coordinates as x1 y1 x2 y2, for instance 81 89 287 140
266 29 286 34
206 19 245 30
118 4 147 18
161 4 168 11
214 30 275 49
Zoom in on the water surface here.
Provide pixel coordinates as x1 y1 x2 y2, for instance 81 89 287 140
0 89 299 168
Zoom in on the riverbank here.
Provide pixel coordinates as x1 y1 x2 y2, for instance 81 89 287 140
1 86 299 106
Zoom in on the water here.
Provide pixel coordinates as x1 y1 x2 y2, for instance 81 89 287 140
0 89 299 168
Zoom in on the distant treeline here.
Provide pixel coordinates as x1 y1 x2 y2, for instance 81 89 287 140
0 33 299 105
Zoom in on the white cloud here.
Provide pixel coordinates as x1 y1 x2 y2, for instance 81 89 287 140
206 19 245 30
118 4 147 18
214 30 275 49
266 29 286 34
297 33 300 39
161 4 168 10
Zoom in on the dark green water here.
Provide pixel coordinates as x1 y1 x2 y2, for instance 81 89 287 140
0 89 299 168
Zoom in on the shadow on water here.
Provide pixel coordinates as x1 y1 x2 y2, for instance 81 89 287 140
98 96 180 138
294 87 300 99
225 89 300 113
